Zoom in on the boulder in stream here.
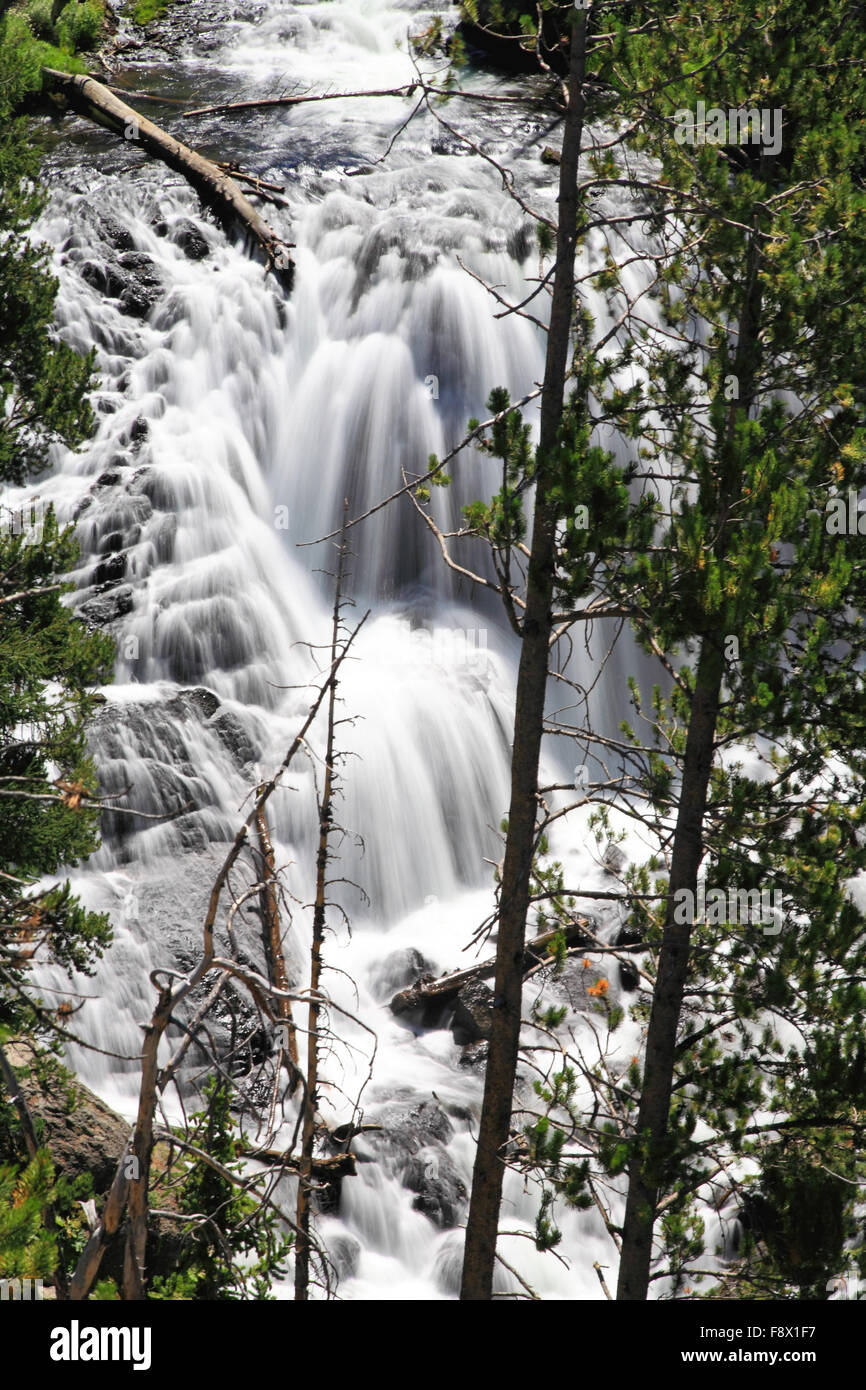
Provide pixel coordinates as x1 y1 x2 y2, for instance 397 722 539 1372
451 978 494 1044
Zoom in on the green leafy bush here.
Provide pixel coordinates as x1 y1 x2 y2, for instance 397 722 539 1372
56 2 103 51
25 0 55 41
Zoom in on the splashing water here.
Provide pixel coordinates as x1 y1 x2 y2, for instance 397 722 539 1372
21 0 657 1299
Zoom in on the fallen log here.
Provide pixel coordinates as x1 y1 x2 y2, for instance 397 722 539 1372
180 84 544 122
100 82 190 108
246 1149 357 1181
181 84 419 120
389 919 592 1017
41 70 294 289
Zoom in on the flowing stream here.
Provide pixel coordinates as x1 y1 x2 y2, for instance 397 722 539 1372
21 0 677 1298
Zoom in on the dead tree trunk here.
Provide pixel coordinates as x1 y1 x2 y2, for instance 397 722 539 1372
0 1042 39 1160
256 797 300 1092
294 525 349 1301
122 981 174 1300
41 70 294 288
68 615 368 1301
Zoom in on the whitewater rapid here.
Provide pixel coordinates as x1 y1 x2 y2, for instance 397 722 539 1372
20 0 653 1298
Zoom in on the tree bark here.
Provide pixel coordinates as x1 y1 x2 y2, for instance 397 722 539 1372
68 1156 132 1300
122 982 174 1300
0 1041 40 1160
294 527 347 1301
459 12 587 1302
41 70 294 289
256 796 300 1091
614 641 723 1300
615 224 765 1302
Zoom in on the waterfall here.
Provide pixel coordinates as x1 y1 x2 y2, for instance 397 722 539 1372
23 0 648 1298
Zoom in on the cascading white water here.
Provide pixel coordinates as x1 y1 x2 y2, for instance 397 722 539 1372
21 0 655 1298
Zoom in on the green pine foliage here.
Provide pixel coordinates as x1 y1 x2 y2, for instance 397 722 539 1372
0 1149 56 1279
443 0 866 1297
602 0 866 1297
149 1079 291 1300
0 31 96 481
0 14 113 1036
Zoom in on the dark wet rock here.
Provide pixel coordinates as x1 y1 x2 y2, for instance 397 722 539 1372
458 1040 489 1072
118 251 160 281
172 686 221 721
390 984 452 1031
153 216 210 261
537 957 620 1014
209 708 257 766
92 550 127 587
374 1097 453 1153
369 946 434 1003
431 134 471 157
89 690 257 855
507 221 532 262
92 687 252 769
171 935 271 1079
129 416 150 446
619 958 640 992
152 512 177 562
94 467 127 489
78 584 134 628
404 1146 467 1228
174 219 210 261
139 760 201 817
98 529 127 555
147 689 258 767
617 928 641 993
602 839 627 875
131 466 175 510
451 978 494 1044
177 819 210 853
80 259 128 297
80 252 164 319
93 702 184 764
366 1097 464 1230
328 1233 361 1281
118 281 159 320
101 217 137 253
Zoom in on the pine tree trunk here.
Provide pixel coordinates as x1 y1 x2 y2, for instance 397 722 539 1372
459 12 587 1302
615 226 765 1302
614 640 723 1300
